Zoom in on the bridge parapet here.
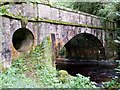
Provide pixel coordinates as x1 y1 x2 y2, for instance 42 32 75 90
2 2 116 30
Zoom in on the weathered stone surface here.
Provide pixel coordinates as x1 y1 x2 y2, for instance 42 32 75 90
8 4 22 15
2 17 11 68
79 14 86 24
26 22 34 32
0 17 2 62
50 7 60 21
86 28 92 34
59 10 71 22
0 17 2 53
96 30 101 40
73 27 80 35
38 4 50 19
56 25 62 39
56 25 64 47
0 3 116 65
86 16 92 25
70 13 79 23
10 19 21 34
50 24 57 34
92 17 100 27
22 3 37 19
26 22 38 47
37 23 51 44
37 23 41 45
102 30 106 47
32 23 38 46
92 29 97 37
81 28 87 33
67 26 74 40
10 19 21 59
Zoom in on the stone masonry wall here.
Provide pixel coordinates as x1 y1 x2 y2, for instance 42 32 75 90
0 2 116 68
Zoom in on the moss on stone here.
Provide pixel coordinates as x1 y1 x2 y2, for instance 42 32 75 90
57 70 69 83
2 13 115 31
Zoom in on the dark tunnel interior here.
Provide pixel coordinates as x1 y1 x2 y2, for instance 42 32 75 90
60 33 106 60
12 28 34 52
56 33 112 82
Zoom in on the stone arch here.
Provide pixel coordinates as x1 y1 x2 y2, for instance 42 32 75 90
59 33 106 60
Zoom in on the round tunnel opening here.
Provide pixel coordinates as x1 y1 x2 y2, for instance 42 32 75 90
12 28 34 52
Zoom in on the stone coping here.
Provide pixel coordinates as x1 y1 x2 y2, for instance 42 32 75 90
0 2 115 23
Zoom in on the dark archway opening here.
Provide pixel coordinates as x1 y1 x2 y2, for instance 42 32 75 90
12 28 34 52
56 33 117 83
65 33 106 60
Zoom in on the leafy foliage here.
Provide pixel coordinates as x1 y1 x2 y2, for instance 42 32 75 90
0 36 97 88
53 1 103 15
97 2 118 20
0 67 39 88
115 28 120 59
104 79 120 88
0 5 8 15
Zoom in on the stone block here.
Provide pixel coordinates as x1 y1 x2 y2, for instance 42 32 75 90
59 10 71 22
79 14 86 24
86 28 91 34
81 28 87 33
92 17 100 27
22 3 37 19
0 17 2 53
70 13 79 23
102 30 106 47
72 27 80 35
8 3 37 19
61 26 68 38
7 4 22 15
2 17 11 62
86 16 92 25
50 24 57 34
93 29 97 37
26 22 34 32
38 23 51 43
50 7 60 21
56 25 63 39
38 4 50 19
10 19 21 35
97 30 102 40
32 23 38 46
68 26 76 40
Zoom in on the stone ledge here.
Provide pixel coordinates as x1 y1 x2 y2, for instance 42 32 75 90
1 2 115 23
2 13 115 31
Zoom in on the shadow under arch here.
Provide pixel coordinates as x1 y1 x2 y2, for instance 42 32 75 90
60 33 106 60
56 33 118 82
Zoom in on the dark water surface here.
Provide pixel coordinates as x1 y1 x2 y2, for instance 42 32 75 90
56 58 119 83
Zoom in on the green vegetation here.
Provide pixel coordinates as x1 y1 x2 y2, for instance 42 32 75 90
115 28 120 59
0 1 120 88
0 36 119 88
0 37 97 88
103 60 120 88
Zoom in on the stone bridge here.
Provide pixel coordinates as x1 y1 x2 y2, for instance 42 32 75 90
0 2 116 68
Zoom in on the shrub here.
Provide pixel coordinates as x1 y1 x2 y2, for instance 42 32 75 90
0 67 39 88
0 36 97 88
